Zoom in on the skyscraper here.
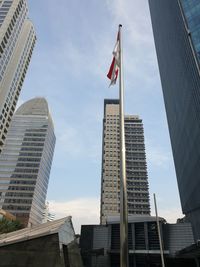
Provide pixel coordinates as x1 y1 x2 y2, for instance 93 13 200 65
100 99 150 224
42 202 55 223
0 98 56 227
149 0 200 239
0 0 36 152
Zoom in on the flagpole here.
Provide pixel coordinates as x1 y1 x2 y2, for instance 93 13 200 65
119 24 129 267
154 193 165 267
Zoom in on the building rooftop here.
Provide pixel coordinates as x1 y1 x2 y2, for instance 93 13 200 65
106 215 166 224
0 216 74 247
15 97 54 128
16 97 49 116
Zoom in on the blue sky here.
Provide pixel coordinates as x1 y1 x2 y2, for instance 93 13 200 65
21 0 182 233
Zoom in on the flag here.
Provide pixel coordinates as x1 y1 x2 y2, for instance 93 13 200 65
107 30 120 86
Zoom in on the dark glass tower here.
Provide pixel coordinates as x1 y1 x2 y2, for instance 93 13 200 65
181 0 200 60
149 0 200 240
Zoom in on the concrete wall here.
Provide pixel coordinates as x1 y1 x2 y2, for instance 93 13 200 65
0 233 63 267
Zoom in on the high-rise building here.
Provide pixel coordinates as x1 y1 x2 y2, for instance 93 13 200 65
100 99 150 224
149 0 200 239
0 0 36 152
42 202 55 223
0 98 56 227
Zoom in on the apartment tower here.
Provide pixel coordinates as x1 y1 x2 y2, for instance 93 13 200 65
149 0 200 240
100 99 150 224
0 0 36 151
0 98 55 226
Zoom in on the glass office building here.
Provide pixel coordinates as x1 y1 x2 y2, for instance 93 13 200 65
0 0 36 152
149 0 200 240
0 98 56 226
100 100 150 224
181 0 200 60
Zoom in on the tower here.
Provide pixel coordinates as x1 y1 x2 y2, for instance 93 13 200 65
149 0 200 239
100 99 150 224
0 98 56 227
0 0 36 151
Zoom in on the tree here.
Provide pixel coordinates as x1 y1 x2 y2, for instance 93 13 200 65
0 218 24 234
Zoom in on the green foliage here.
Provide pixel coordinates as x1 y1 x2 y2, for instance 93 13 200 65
0 217 24 234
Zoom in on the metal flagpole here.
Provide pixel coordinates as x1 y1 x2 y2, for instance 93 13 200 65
154 193 165 267
119 24 129 267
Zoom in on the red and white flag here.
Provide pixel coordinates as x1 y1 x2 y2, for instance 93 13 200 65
107 30 120 86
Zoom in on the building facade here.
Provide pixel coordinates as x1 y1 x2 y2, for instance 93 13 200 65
100 99 150 224
148 0 200 240
80 216 195 267
0 0 36 152
0 98 56 226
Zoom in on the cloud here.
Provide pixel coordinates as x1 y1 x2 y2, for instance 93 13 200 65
31 0 157 90
48 198 100 234
56 123 101 162
106 0 152 43
151 207 183 223
48 196 182 236
51 38 112 85
150 195 183 223
58 126 84 157
146 144 170 167
105 0 159 92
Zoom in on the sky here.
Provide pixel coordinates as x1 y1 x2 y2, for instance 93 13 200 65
20 0 183 233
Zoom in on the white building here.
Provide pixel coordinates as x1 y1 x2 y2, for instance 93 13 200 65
0 0 36 151
0 98 56 227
